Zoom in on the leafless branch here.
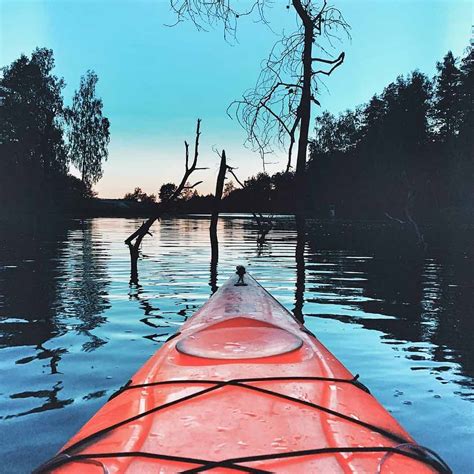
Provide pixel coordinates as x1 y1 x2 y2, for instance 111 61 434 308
124 119 204 265
183 180 203 189
168 0 271 41
228 1 349 172
312 52 345 76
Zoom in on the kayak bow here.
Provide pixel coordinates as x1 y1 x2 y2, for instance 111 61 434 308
35 269 450 473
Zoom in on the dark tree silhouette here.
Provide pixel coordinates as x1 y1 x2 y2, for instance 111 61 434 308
230 2 349 190
66 70 110 190
124 187 156 203
305 45 473 239
433 51 462 142
0 48 68 209
459 48 474 139
223 180 235 198
159 183 178 202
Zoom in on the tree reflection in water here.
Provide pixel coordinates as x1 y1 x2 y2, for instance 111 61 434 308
1 217 472 473
304 228 474 398
0 219 110 418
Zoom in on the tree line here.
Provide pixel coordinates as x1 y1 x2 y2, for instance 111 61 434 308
0 48 110 214
308 48 473 221
128 47 471 220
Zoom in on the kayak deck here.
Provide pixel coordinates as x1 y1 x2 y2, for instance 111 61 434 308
36 272 449 473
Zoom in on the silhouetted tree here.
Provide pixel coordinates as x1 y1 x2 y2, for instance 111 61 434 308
459 48 474 139
433 52 462 142
170 1 348 199
223 180 235 197
124 187 156 203
306 44 473 229
159 183 178 202
0 48 68 209
66 70 110 190
441 47 474 207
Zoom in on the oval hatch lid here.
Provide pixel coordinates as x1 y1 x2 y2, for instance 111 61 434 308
176 317 303 360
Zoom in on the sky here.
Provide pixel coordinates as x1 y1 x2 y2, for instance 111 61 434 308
0 0 472 197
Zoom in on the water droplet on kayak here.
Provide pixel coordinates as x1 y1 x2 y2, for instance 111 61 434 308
403 400 412 405
271 437 288 450
214 442 226 453
237 440 248 448
106 376 112 379
180 415 199 427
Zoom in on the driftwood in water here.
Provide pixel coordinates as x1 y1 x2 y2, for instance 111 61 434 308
209 151 227 293
226 167 274 243
384 188 426 250
124 119 205 284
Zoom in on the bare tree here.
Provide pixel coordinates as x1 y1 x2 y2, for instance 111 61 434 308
231 2 349 180
170 0 349 203
124 119 205 283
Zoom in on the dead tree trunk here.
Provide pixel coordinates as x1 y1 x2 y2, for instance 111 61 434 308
210 151 227 270
293 0 314 210
124 119 204 284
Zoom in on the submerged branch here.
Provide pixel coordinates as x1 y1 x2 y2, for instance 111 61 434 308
124 119 204 283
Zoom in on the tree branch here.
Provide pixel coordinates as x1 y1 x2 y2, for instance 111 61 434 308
312 52 345 76
124 119 203 248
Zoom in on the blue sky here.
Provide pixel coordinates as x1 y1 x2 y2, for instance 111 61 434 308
1 0 472 197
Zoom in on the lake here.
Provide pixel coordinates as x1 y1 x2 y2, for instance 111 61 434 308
0 216 472 473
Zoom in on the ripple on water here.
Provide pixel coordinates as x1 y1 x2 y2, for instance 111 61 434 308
0 216 472 473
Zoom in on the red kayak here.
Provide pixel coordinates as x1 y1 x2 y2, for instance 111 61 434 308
35 268 450 473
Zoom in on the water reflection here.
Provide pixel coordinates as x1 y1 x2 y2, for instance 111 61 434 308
16 344 67 375
0 216 472 473
0 219 110 422
6 382 73 419
304 235 474 399
293 217 306 323
62 223 111 352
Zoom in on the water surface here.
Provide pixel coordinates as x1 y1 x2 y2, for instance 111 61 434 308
0 216 472 472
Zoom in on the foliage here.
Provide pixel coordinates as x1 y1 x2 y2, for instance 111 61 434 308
223 180 235 197
66 70 110 189
124 187 156 203
0 49 110 214
0 48 69 210
307 47 473 220
159 183 178 202
433 52 462 141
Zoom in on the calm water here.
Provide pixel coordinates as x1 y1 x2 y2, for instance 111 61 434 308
0 216 473 473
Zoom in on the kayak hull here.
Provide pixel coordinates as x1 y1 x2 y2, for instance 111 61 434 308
38 273 444 473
